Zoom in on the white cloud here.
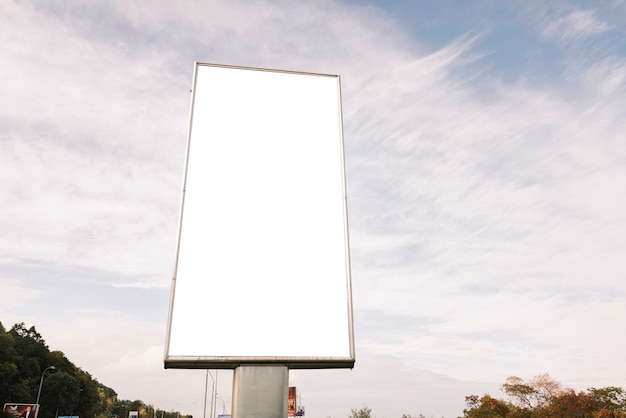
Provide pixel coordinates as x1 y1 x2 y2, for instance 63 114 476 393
3 0 626 416
578 59 626 98
332 6 626 388
542 9 610 43
0 0 416 288
0 280 41 316
0 2 188 286
291 352 500 418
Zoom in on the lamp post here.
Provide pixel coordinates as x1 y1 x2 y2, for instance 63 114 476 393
215 394 227 416
212 371 218 418
203 370 215 418
36 366 56 406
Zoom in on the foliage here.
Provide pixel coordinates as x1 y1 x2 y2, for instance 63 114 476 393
463 395 510 417
501 374 562 410
0 321 188 418
349 406 372 418
462 374 626 418
590 386 626 414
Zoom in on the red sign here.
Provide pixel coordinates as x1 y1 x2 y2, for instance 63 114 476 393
288 387 296 416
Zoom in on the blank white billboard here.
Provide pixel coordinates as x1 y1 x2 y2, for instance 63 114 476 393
164 63 354 369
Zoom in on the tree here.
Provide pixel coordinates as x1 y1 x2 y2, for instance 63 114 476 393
0 322 116 418
590 386 626 416
529 373 562 406
39 371 81 418
462 395 510 418
501 376 539 409
0 321 261 418
540 388 595 418
464 374 626 418
0 330 19 402
501 374 562 410
349 406 372 418
113 398 132 418
93 383 118 418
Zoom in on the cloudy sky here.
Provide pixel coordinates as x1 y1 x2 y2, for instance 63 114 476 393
2 0 626 417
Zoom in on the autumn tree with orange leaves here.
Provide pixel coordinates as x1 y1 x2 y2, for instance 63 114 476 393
462 374 626 418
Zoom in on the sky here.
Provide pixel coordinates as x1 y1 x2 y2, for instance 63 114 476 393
1 0 626 417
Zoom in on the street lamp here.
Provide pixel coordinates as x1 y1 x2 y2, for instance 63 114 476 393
215 394 227 416
212 371 218 418
36 366 56 406
203 371 215 418
202 370 219 418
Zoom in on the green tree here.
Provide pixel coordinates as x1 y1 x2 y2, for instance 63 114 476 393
74 368 101 418
1 323 54 404
0 329 19 402
0 321 254 418
39 371 81 418
93 383 117 418
349 406 372 418
590 386 626 416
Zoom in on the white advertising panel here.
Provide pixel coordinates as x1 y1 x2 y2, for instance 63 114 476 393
164 63 354 369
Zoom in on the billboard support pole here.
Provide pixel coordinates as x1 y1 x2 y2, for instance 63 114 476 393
232 365 288 418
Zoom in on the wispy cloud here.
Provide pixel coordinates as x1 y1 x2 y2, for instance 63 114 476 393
0 279 41 314
0 0 416 287
335 3 626 385
2 1 626 416
542 9 611 43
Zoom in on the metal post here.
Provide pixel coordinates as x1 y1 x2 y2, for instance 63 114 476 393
204 370 215 418
36 366 56 405
232 365 288 418
216 394 226 415
204 370 208 418
212 371 218 418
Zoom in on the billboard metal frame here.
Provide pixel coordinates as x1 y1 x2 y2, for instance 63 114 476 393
163 62 355 370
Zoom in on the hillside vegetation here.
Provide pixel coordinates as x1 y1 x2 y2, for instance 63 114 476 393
0 322 188 418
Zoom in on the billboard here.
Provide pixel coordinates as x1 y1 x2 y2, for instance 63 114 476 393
288 387 296 417
4 404 38 418
164 63 354 369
